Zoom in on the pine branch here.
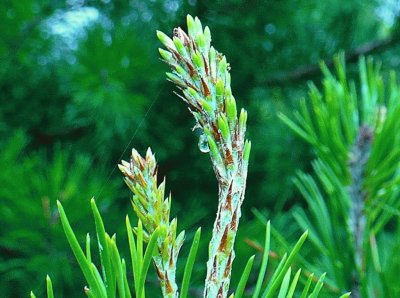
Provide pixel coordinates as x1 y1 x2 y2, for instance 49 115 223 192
281 53 400 296
348 125 373 298
265 35 400 85
119 149 184 298
157 15 251 298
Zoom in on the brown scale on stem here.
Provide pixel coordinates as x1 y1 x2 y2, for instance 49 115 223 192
136 173 147 188
211 257 218 281
211 122 221 142
169 246 174 267
224 252 233 278
233 126 239 149
225 147 234 165
185 60 196 77
218 286 224 298
231 208 238 231
218 226 229 252
225 184 233 212
165 272 173 294
169 47 182 62
201 77 211 97
155 262 165 280
216 210 221 232
203 54 210 76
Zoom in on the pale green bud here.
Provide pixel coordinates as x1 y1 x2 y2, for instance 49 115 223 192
226 95 237 125
216 78 225 97
243 140 251 162
170 218 177 238
194 17 203 34
173 37 187 57
175 65 186 76
158 48 173 62
239 108 247 132
203 26 211 48
218 114 230 141
166 72 184 86
157 30 175 50
188 87 198 97
209 47 217 80
218 56 227 77
200 99 213 115
225 72 231 87
196 33 206 52
175 230 185 252
207 135 220 161
192 51 204 68
187 15 196 37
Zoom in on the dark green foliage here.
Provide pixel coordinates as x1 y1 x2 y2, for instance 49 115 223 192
0 132 121 297
281 55 400 297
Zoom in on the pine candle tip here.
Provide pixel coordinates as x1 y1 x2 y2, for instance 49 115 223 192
243 140 252 162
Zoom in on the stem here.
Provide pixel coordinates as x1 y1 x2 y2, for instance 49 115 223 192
204 160 249 297
157 16 251 297
348 124 373 298
119 149 183 298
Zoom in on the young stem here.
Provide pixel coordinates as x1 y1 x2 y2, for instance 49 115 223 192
119 149 184 298
157 16 251 297
348 124 373 298
205 160 249 297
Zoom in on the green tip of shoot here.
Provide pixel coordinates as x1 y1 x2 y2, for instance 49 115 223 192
56 200 62 210
187 15 196 36
159 48 172 61
157 30 174 49
90 198 97 210
302 229 309 239
243 140 251 162
46 274 54 298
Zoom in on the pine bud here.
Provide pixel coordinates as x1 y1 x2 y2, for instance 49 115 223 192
243 140 251 162
218 114 230 141
173 37 187 57
156 30 175 50
239 108 248 138
192 51 204 69
200 99 214 115
187 15 196 37
226 95 237 127
159 48 173 62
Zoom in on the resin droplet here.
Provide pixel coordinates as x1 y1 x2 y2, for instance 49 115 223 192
198 134 210 153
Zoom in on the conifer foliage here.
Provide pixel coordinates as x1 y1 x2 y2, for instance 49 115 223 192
280 54 400 297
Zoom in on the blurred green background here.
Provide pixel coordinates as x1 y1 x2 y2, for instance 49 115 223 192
1 0 400 297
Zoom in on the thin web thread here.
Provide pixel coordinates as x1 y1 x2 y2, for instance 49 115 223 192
95 85 164 200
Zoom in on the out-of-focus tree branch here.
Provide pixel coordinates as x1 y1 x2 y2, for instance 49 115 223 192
264 34 400 86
